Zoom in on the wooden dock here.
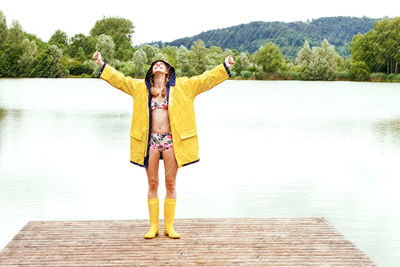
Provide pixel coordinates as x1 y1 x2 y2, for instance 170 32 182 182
0 218 375 266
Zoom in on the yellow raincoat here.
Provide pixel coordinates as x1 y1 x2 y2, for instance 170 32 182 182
98 60 231 168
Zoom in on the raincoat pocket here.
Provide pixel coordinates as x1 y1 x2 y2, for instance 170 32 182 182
179 128 197 140
131 129 145 141
130 130 147 159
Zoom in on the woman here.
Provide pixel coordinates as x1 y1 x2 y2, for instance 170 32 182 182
93 50 234 239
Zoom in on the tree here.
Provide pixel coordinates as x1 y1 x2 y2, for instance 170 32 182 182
296 41 313 79
68 33 96 60
152 50 167 62
374 18 397 74
95 34 115 64
48 45 65 77
349 17 400 74
140 44 159 65
161 45 178 67
396 47 400 74
307 39 342 80
349 32 383 73
131 48 147 77
18 38 38 77
233 52 250 74
394 18 400 73
223 48 233 58
0 10 7 50
0 20 25 77
90 16 134 60
190 39 209 74
296 41 312 66
208 46 224 66
254 42 286 73
32 44 65 78
176 45 193 77
48 29 68 52
350 61 370 81
0 10 8 77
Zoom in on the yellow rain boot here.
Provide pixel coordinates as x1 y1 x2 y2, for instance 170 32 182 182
164 198 180 239
144 198 159 239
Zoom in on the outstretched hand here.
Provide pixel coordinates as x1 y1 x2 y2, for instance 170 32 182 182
225 55 235 69
93 51 104 67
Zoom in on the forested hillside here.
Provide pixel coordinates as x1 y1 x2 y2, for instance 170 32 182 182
152 16 380 58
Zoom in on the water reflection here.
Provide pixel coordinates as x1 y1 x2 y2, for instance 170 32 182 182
0 108 5 159
0 108 6 124
373 119 400 148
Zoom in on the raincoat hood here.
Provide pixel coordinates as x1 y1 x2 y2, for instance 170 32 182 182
145 60 176 89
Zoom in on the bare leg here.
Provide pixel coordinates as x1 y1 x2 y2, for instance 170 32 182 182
144 148 161 238
162 148 180 238
162 148 178 199
146 148 160 199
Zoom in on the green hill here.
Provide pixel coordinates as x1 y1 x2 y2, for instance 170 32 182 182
150 16 382 59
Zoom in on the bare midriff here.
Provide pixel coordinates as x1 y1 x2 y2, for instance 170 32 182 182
151 108 171 134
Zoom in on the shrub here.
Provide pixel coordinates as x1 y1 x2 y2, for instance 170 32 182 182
240 70 252 78
119 62 135 77
82 60 97 77
248 66 257 73
370 72 387 82
386 73 397 81
68 60 93 76
393 74 400 82
350 61 370 81
287 71 301 80
337 71 352 80
274 71 286 80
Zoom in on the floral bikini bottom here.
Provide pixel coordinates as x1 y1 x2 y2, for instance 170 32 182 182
150 132 173 152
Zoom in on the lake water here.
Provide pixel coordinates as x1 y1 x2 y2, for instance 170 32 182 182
0 78 399 266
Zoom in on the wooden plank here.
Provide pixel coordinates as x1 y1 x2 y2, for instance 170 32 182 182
0 218 375 266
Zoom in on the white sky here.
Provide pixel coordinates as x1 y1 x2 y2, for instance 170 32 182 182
1 0 399 45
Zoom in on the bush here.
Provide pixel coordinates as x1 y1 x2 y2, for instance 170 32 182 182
68 60 93 76
119 62 135 77
287 71 301 80
370 72 387 82
240 70 252 78
337 71 352 80
254 71 267 80
248 66 257 72
175 69 182 78
393 74 400 82
230 71 237 77
350 61 370 81
386 73 397 81
274 71 286 80
82 60 98 77
253 64 267 80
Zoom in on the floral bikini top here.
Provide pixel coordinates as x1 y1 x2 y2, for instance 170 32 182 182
151 97 168 110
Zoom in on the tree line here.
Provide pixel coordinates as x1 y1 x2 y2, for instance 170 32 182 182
157 16 379 58
0 10 399 82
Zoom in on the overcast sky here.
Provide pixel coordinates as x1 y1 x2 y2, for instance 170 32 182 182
1 0 399 45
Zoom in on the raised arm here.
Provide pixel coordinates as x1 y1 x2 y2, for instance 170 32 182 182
93 51 141 96
178 55 235 98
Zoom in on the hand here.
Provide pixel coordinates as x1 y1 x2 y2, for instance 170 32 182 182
225 55 235 69
93 51 104 67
